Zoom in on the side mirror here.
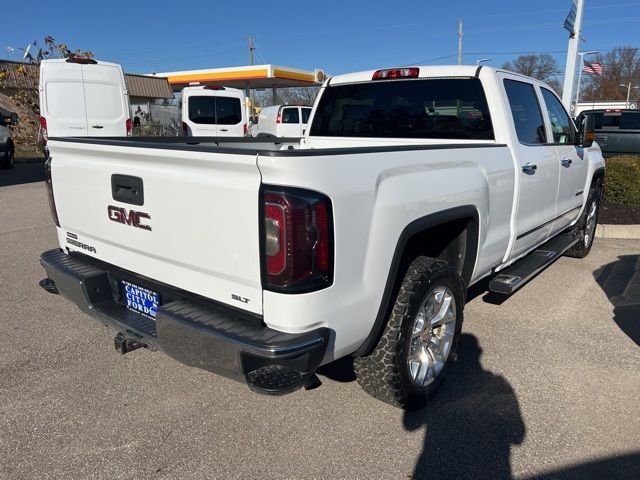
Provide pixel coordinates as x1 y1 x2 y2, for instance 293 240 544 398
578 114 595 148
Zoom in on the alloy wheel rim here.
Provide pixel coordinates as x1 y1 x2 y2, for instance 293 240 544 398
584 200 597 247
407 285 457 387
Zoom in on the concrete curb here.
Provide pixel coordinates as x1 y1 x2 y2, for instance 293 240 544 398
596 224 640 239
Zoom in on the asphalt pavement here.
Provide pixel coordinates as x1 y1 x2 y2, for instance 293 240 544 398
1 162 639 479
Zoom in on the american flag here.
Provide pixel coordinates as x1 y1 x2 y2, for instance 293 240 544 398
582 62 603 76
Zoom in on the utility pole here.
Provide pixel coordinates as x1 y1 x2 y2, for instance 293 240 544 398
248 35 255 66
457 20 463 65
621 83 640 109
562 0 585 111
247 35 256 123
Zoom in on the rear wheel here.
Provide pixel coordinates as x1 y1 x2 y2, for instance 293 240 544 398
0 142 14 169
565 181 602 258
353 256 464 410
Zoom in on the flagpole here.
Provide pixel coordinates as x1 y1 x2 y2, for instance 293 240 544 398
562 0 586 111
574 50 599 113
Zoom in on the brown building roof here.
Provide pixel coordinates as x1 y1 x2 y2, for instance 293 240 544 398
0 60 173 100
125 73 173 99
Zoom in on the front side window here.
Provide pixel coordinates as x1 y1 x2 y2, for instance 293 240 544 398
309 77 494 139
541 88 575 144
282 107 300 124
503 79 546 144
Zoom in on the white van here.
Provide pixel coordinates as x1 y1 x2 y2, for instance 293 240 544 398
181 86 248 137
39 58 131 141
254 105 312 138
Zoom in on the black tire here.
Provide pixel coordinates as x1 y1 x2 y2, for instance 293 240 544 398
353 256 464 410
0 142 14 169
565 180 602 259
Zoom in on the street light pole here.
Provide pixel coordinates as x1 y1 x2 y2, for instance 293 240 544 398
562 0 585 110
574 50 599 112
457 20 463 65
620 83 640 109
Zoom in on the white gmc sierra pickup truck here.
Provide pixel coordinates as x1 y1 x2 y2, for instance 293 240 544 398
39 66 604 409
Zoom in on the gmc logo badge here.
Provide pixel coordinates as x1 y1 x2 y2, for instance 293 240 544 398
108 205 151 231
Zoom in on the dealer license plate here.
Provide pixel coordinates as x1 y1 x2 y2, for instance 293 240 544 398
121 281 160 319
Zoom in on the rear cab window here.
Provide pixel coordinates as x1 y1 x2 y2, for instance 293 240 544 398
587 111 640 130
309 77 494 139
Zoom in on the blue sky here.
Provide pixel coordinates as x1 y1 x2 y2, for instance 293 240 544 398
2 1 639 76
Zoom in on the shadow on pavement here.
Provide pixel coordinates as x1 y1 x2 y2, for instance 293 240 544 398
404 333 525 479
594 255 640 346
523 451 640 480
316 355 356 382
0 161 45 187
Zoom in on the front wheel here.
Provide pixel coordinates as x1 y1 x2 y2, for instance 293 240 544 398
353 256 464 410
565 181 602 258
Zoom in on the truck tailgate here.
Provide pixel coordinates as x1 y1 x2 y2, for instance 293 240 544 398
47 139 263 315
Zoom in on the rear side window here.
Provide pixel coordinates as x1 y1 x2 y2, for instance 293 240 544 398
84 83 124 121
621 112 640 129
540 88 575 144
282 107 300 124
188 96 242 125
189 97 216 124
45 83 86 119
215 97 242 125
301 108 312 124
309 78 494 139
504 79 546 144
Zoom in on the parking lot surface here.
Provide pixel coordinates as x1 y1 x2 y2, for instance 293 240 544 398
1 163 639 479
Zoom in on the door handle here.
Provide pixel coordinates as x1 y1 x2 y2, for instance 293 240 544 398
561 158 572 167
522 163 537 174
92 125 104 129
220 128 228 132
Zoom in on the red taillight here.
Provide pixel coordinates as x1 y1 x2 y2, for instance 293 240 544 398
44 158 60 227
263 187 333 292
126 118 132 136
372 67 419 80
243 123 249 136
40 116 48 144
276 111 282 124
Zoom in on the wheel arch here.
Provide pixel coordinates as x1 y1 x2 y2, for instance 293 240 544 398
354 205 479 357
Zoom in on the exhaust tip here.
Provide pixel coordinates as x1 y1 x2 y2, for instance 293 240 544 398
39 278 59 295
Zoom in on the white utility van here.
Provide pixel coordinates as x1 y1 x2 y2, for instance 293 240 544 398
181 86 248 137
39 58 131 141
254 105 312 137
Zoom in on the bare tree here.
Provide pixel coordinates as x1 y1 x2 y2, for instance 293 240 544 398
580 46 640 102
502 54 562 93
253 86 320 109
